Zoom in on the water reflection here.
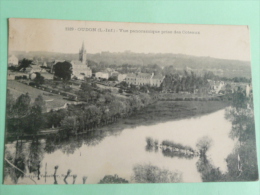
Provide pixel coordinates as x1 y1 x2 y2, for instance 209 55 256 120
145 137 199 159
44 131 105 155
196 154 223 182
28 139 44 176
145 137 158 153
4 140 27 184
53 166 58 184
4 109 236 184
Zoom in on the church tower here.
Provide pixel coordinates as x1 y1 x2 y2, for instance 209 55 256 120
79 41 87 64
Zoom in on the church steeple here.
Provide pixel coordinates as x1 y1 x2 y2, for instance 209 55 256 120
79 41 87 64
81 42 85 51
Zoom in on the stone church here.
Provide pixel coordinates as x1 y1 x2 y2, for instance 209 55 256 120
70 42 92 80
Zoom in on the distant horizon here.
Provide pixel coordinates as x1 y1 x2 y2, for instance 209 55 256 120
9 50 251 63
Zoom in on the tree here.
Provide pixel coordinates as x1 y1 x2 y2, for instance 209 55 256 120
119 81 128 89
83 105 101 130
26 98 45 135
34 95 46 112
17 58 33 71
225 140 258 181
225 83 232 94
225 104 255 144
53 61 72 80
129 95 142 111
118 88 123 94
46 109 67 128
104 93 114 104
60 116 79 135
139 93 152 106
34 73 45 86
80 82 92 92
196 154 223 182
108 76 117 81
76 83 93 102
140 85 149 93
14 93 31 118
196 136 213 156
232 91 247 110
6 89 15 118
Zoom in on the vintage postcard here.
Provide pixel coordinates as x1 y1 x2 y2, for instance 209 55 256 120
4 18 258 184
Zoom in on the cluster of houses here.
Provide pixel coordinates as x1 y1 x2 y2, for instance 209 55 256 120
207 79 252 97
8 43 165 89
7 43 253 96
8 42 92 81
208 80 225 94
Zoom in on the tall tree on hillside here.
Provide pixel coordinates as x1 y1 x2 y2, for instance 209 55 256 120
18 58 33 71
7 93 31 135
6 90 15 119
34 95 46 113
60 116 79 135
26 96 45 134
76 83 93 102
83 105 102 129
14 93 31 118
47 109 67 128
34 73 45 86
53 61 72 80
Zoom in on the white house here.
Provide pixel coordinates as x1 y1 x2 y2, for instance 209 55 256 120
118 74 127 82
95 72 109 79
246 84 252 97
8 55 19 66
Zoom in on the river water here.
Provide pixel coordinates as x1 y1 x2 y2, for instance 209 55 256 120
4 109 236 184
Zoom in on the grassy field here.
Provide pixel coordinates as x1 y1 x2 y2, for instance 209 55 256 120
7 80 72 111
99 100 230 132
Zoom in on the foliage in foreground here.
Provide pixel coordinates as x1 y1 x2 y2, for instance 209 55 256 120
196 91 258 182
98 174 129 184
132 164 182 183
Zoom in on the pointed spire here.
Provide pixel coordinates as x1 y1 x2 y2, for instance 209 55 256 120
81 41 85 51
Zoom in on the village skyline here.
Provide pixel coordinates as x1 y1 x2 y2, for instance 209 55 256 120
9 49 252 63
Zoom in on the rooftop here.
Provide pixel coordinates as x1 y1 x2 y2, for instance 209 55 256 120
136 73 152 79
153 74 165 79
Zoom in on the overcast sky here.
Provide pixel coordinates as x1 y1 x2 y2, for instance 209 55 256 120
9 18 251 61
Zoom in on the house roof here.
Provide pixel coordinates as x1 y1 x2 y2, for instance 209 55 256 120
96 72 109 75
152 74 164 79
136 73 152 79
111 72 119 77
9 54 18 60
126 73 136 78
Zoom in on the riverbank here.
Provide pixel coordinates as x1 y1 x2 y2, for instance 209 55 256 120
99 100 230 133
5 100 230 141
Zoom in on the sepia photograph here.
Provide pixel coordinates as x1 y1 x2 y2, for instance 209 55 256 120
4 18 258 184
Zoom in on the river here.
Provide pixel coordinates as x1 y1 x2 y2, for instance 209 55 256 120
4 108 236 184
